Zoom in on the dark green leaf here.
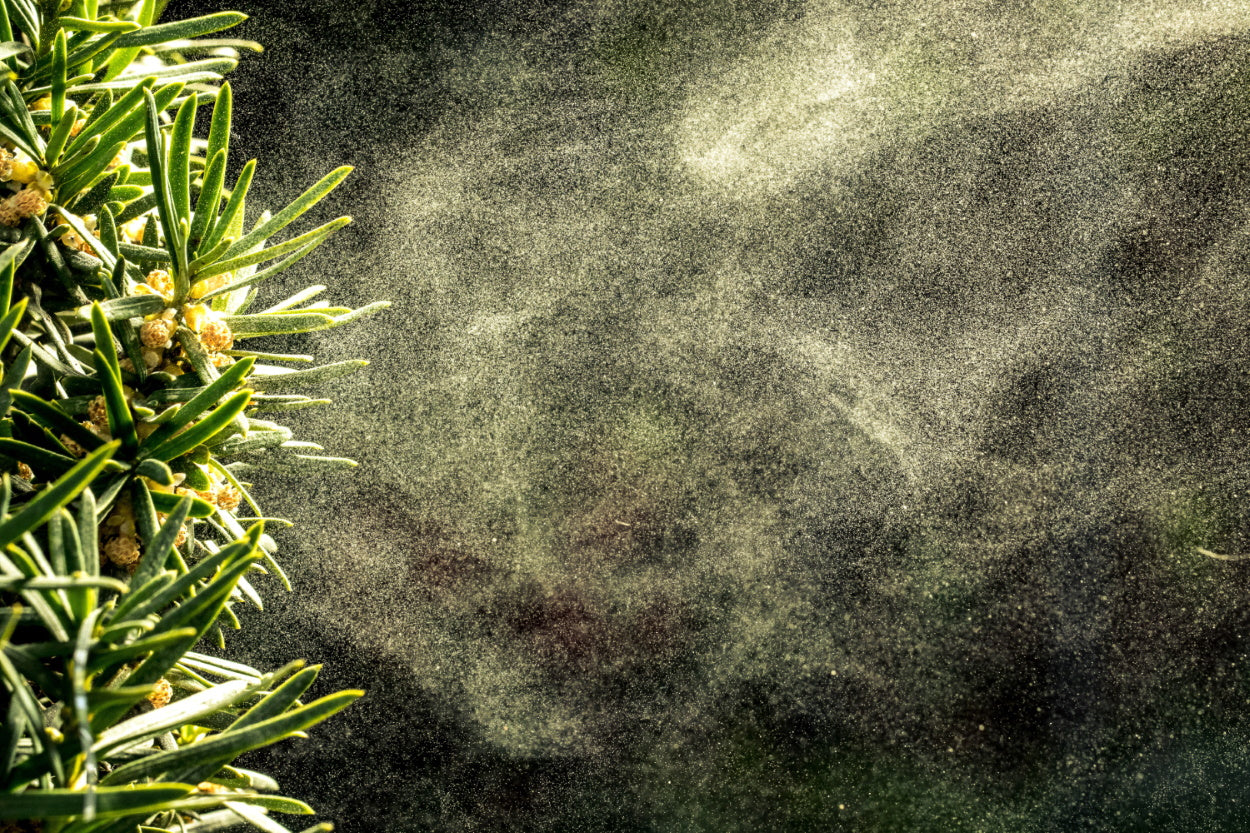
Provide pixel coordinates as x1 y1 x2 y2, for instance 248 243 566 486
99 0 157 81
206 80 231 171
0 237 35 313
0 693 23 781
61 31 128 79
53 138 126 207
10 328 77 378
219 311 335 337
0 441 118 551
61 76 153 160
118 240 173 264
0 438 80 476
93 350 138 451
220 801 293 833
140 354 253 452
0 80 42 159
0 295 27 355
142 389 249 462
0 653 47 769
134 457 175 485
0 784 194 820
133 493 191 590
228 665 319 733
66 168 119 216
211 426 290 455
188 230 230 274
224 350 312 363
3 1 36 47
180 650 264 682
198 233 327 302
246 397 332 415
10 390 106 453
56 511 93 621
123 524 262 624
1 542 71 641
76 484 98 579
103 56 236 88
228 454 358 474
149 488 214 518
121 553 262 699
0 5 14 49
225 795 315 815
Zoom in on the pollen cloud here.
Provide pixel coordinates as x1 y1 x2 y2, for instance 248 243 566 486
165 0 1250 828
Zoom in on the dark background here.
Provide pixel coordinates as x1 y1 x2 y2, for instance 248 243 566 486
162 1 1250 830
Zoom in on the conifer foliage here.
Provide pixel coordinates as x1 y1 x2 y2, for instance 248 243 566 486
0 1 384 830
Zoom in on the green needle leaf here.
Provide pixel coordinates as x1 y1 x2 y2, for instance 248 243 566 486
140 355 254 452
228 665 319 733
206 80 231 168
102 690 362 785
0 296 28 355
10 390 105 453
43 102 76 168
0 238 35 313
61 76 153 160
0 574 126 592
82 293 165 321
190 147 226 252
200 157 254 254
0 80 43 160
0 438 81 477
0 441 118 551
93 679 254 756
197 216 351 281
219 311 336 337
0 785 194 820
133 492 191 590
169 92 198 242
87 627 196 679
149 488 214 518
93 350 139 452
248 360 368 391
89 300 121 369
198 234 324 301
114 11 248 48
219 166 353 261
142 389 251 462
57 17 141 33
143 87 187 287
100 0 157 81
50 28 66 125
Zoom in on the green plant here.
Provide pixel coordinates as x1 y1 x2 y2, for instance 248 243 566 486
0 1 387 830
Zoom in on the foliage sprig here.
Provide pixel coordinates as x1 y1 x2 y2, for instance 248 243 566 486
0 1 386 830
